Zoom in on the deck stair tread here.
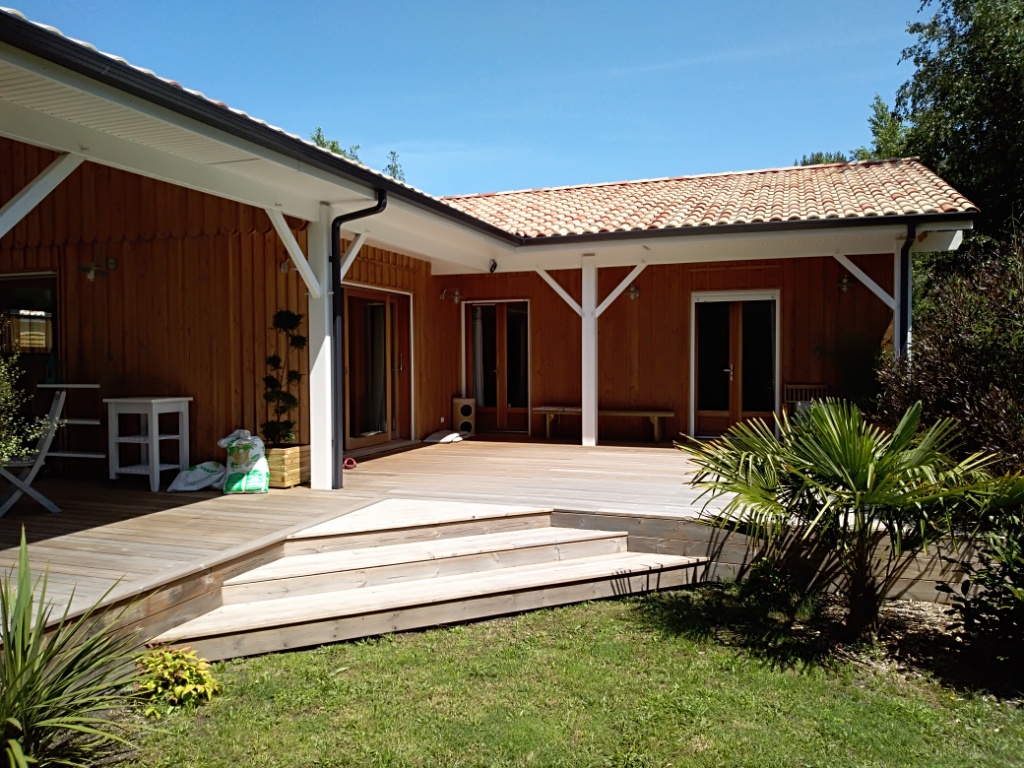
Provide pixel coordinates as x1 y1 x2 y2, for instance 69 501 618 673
289 499 552 539
228 527 626 585
156 551 705 641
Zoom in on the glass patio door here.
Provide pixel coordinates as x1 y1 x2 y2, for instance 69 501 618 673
344 289 409 450
466 302 530 432
695 298 776 435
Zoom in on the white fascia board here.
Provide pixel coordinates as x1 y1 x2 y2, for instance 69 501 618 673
0 97 323 221
497 222 971 272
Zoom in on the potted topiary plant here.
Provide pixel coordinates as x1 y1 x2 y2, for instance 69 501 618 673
261 309 310 488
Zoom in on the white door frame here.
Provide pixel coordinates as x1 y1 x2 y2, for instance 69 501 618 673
688 289 781 437
460 298 532 436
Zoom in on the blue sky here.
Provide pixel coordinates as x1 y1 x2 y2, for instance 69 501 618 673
12 1 926 196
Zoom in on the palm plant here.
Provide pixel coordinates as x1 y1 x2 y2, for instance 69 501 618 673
1 531 146 767
680 399 1024 641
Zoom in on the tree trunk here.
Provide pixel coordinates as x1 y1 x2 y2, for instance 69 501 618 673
844 576 882 642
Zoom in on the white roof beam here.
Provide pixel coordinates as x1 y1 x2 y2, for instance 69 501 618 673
833 253 895 310
0 151 82 239
596 263 646 318
536 269 582 316
266 208 321 299
338 232 368 282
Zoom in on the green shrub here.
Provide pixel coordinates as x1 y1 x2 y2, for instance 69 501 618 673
877 239 1024 474
940 511 1024 663
1 531 145 768
136 646 220 718
0 348 43 466
679 399 1024 641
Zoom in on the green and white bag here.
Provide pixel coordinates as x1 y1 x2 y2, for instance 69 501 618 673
218 429 269 494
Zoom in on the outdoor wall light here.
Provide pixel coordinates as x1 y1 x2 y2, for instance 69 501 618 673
440 288 461 304
627 284 640 300
839 272 851 293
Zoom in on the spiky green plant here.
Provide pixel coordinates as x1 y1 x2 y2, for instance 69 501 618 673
1 531 146 767
679 399 1024 641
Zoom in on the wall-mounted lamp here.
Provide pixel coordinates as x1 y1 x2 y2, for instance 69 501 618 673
440 288 462 304
839 272 851 293
627 284 640 300
279 259 291 274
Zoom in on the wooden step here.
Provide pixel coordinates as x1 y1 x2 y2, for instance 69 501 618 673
284 499 552 555
222 528 628 603
155 552 708 660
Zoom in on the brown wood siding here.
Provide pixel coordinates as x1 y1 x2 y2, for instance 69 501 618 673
444 258 894 440
344 243 460 438
1 139 310 462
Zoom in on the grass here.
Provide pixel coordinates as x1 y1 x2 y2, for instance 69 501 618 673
125 591 1024 768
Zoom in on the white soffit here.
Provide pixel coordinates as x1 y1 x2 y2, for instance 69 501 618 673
0 51 374 219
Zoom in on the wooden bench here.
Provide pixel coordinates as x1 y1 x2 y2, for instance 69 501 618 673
532 406 675 442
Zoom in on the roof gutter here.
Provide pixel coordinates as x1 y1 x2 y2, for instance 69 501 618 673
330 191 388 489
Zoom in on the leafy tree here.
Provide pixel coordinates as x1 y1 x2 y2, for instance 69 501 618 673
383 150 406 182
794 151 849 166
679 399 1023 641
310 126 361 162
897 0 1024 236
310 127 406 181
851 95 909 160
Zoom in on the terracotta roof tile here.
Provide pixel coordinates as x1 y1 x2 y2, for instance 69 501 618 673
441 160 977 239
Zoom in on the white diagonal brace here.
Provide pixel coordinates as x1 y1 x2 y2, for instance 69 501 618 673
833 253 895 310
266 208 322 299
338 232 368 282
536 269 583 316
0 152 83 240
596 263 647 318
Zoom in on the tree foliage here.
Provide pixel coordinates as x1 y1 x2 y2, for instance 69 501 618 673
310 126 361 162
897 0 1024 236
310 127 406 181
0 349 43 466
877 236 1024 474
851 95 909 161
794 150 849 166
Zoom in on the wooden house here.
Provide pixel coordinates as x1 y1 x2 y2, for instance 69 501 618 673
0 9 976 492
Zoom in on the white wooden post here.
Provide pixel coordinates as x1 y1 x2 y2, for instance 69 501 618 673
307 204 333 489
581 257 598 446
893 248 912 358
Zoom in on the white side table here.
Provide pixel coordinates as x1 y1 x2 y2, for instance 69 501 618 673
104 397 192 492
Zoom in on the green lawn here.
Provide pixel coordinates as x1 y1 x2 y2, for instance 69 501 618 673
126 591 1024 768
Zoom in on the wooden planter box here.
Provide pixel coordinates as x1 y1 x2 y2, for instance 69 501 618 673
265 444 311 489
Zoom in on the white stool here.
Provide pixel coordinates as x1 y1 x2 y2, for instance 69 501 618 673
105 397 192 492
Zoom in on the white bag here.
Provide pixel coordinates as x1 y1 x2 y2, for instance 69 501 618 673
218 429 270 494
167 461 227 492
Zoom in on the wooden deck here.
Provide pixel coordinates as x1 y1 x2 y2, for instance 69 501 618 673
0 441 710 621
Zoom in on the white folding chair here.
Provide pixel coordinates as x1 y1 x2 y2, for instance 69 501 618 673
0 389 66 518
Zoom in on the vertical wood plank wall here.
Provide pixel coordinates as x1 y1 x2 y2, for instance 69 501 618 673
2 137 896 454
0 139 311 461
446 256 893 440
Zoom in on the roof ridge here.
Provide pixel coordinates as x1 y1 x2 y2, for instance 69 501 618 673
440 157 923 200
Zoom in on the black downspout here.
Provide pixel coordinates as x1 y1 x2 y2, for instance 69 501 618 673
330 191 388 489
897 223 916 359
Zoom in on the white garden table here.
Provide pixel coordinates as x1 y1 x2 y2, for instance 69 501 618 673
104 397 192 492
